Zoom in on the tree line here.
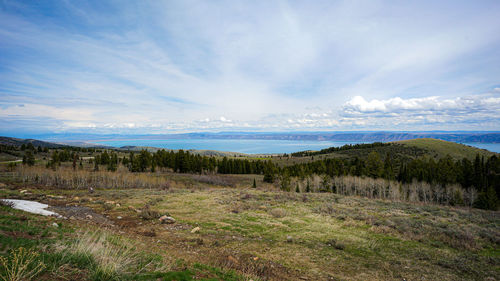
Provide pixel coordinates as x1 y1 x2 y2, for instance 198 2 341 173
47 147 499 210
280 152 499 210
291 142 391 157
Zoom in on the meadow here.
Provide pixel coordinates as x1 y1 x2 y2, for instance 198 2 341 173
1 167 498 280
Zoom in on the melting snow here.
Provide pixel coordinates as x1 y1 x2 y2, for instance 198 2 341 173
1 199 61 217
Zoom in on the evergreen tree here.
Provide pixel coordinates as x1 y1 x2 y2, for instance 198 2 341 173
366 152 383 178
22 151 34 166
252 178 257 188
474 186 498 210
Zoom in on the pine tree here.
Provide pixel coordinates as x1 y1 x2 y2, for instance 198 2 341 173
22 151 35 166
252 178 257 188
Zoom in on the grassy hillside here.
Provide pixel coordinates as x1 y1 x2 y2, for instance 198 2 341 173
395 138 496 160
274 138 497 167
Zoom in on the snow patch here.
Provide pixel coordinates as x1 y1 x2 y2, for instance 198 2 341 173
1 199 61 217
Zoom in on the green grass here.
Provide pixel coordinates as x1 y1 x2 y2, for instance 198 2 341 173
395 138 496 160
0 203 248 281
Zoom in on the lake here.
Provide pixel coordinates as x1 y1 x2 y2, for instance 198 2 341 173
92 139 370 154
92 138 500 154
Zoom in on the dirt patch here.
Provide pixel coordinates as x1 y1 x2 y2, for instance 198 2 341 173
50 205 113 225
213 252 293 280
0 230 35 239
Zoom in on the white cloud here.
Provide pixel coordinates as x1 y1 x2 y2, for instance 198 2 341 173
338 92 500 130
343 94 500 115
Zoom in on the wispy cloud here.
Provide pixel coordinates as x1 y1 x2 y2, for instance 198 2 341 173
1 0 500 134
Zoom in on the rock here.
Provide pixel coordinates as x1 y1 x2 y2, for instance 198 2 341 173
20 190 28 194
52 222 59 227
286 235 293 243
227 255 239 265
128 205 141 213
117 216 122 219
86 214 93 219
191 226 200 233
159 215 175 224
116 203 121 207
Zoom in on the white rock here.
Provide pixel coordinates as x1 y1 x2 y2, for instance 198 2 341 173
159 215 175 224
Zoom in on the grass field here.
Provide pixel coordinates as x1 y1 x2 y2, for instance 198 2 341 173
1 171 498 280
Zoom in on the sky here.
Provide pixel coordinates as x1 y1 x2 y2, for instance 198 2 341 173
1 0 500 136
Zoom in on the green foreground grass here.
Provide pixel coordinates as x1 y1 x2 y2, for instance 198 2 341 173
0 202 247 281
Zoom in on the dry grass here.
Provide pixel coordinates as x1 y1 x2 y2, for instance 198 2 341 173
59 230 169 279
0 247 45 281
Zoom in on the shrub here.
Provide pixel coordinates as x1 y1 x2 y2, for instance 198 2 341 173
269 208 286 218
139 208 161 220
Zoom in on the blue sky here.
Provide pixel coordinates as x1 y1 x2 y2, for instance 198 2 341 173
1 0 500 135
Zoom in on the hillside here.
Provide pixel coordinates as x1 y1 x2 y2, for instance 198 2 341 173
395 138 496 160
0 136 66 148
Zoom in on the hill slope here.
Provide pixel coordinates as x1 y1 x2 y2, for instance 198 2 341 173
0 136 66 148
395 138 496 160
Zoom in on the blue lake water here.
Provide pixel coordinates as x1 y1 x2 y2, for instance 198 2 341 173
93 139 369 154
92 139 500 154
462 143 500 153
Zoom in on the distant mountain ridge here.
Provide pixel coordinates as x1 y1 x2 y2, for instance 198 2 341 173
30 131 500 143
0 136 66 148
184 132 500 143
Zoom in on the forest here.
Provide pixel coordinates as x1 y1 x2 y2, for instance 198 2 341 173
21 142 498 210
